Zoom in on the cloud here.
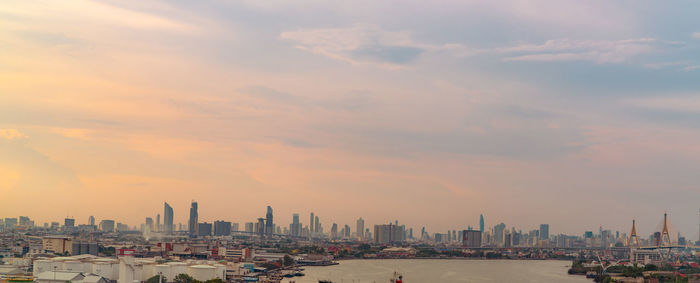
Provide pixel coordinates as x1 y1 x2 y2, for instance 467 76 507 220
499 38 666 63
0 129 27 140
693 32 700 39
279 23 470 67
628 95 700 113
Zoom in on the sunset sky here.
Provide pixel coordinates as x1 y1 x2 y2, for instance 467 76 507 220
1 0 700 238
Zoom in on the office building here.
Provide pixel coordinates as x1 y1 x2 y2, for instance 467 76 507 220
290 213 301 237
309 212 315 235
88 216 95 226
356 218 365 240
257 218 265 238
265 206 274 236
480 214 485 233
189 201 198 236
539 224 549 240
494 223 506 246
164 202 174 233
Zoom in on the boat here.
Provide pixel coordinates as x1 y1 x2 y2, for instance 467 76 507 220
318 281 332 283
390 272 403 283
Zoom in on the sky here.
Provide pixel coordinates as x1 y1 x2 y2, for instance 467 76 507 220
1 0 700 238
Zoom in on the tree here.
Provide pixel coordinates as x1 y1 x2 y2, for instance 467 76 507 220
283 255 295 267
146 275 167 283
174 274 194 283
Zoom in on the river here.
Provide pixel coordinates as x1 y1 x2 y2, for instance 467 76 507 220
282 259 591 283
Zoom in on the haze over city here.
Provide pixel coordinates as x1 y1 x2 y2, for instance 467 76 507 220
2 0 700 240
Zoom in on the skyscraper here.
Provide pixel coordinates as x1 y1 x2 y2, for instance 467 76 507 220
257 218 265 238
64 218 75 228
88 216 95 226
156 214 160 232
265 206 274 236
539 224 549 240
356 217 365 240
164 202 174 234
479 214 484 232
309 212 315 235
290 213 300 237
494 223 506 246
189 201 198 237
315 215 320 234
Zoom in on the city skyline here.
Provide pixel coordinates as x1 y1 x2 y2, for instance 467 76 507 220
2 1 700 240
0 202 693 241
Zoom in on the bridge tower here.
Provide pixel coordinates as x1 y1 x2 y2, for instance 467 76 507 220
660 212 672 246
628 220 640 247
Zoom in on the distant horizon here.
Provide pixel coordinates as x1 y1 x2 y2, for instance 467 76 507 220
2 1 700 241
0 203 691 239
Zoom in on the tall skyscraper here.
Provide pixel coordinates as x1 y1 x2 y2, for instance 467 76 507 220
290 213 300 237
479 214 485 232
164 202 174 233
331 223 338 239
189 201 198 236
539 224 549 240
156 214 160 232
88 216 95 226
315 215 320 233
265 206 274 236
309 212 315 235
257 218 265 238
494 223 506 246
356 218 365 240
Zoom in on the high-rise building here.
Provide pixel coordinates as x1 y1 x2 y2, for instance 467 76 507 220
189 201 198 236
331 223 338 239
156 214 160 232
99 220 115 232
145 217 154 231
539 224 549 240
245 222 254 233
214 221 232 236
374 223 406 244
290 213 301 237
198 222 212 237
257 218 265 238
164 202 174 233
479 214 485 232
462 230 481 248
356 218 365 240
309 212 315 235
265 206 274 236
494 223 506 246
64 218 75 228
19 216 32 227
315 216 320 235
88 216 95 226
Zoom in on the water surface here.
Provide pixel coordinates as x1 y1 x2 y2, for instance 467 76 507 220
283 259 591 283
